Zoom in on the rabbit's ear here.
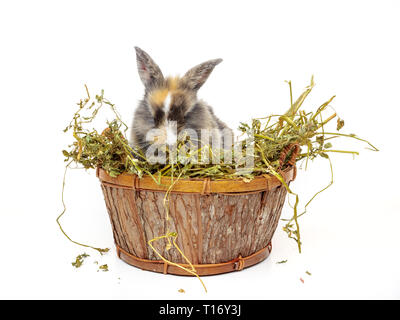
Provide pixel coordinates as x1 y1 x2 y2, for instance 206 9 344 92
135 47 164 89
182 58 222 91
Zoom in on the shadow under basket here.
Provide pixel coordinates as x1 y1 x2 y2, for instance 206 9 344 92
97 158 297 276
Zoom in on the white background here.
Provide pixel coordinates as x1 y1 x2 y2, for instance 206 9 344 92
0 0 399 300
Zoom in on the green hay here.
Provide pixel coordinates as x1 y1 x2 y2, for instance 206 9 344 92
98 264 109 272
57 159 110 255
71 253 90 268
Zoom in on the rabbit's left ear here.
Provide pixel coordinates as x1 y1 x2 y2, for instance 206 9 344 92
182 58 222 91
135 47 164 89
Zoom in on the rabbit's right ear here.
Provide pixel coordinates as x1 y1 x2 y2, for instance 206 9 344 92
135 47 164 89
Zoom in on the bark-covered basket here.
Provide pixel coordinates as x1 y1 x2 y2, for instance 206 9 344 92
97 145 299 276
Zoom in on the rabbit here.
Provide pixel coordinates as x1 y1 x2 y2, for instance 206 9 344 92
130 47 232 159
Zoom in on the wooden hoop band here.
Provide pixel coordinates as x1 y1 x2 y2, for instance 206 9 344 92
97 166 296 194
116 243 272 276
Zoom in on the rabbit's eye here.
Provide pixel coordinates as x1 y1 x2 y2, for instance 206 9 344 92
167 104 185 122
154 108 165 126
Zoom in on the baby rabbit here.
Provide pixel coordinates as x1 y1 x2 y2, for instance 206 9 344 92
130 47 232 157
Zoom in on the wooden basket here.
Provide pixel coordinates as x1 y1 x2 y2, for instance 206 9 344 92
97 146 298 276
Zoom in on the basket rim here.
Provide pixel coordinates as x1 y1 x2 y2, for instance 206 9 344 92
97 165 296 194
